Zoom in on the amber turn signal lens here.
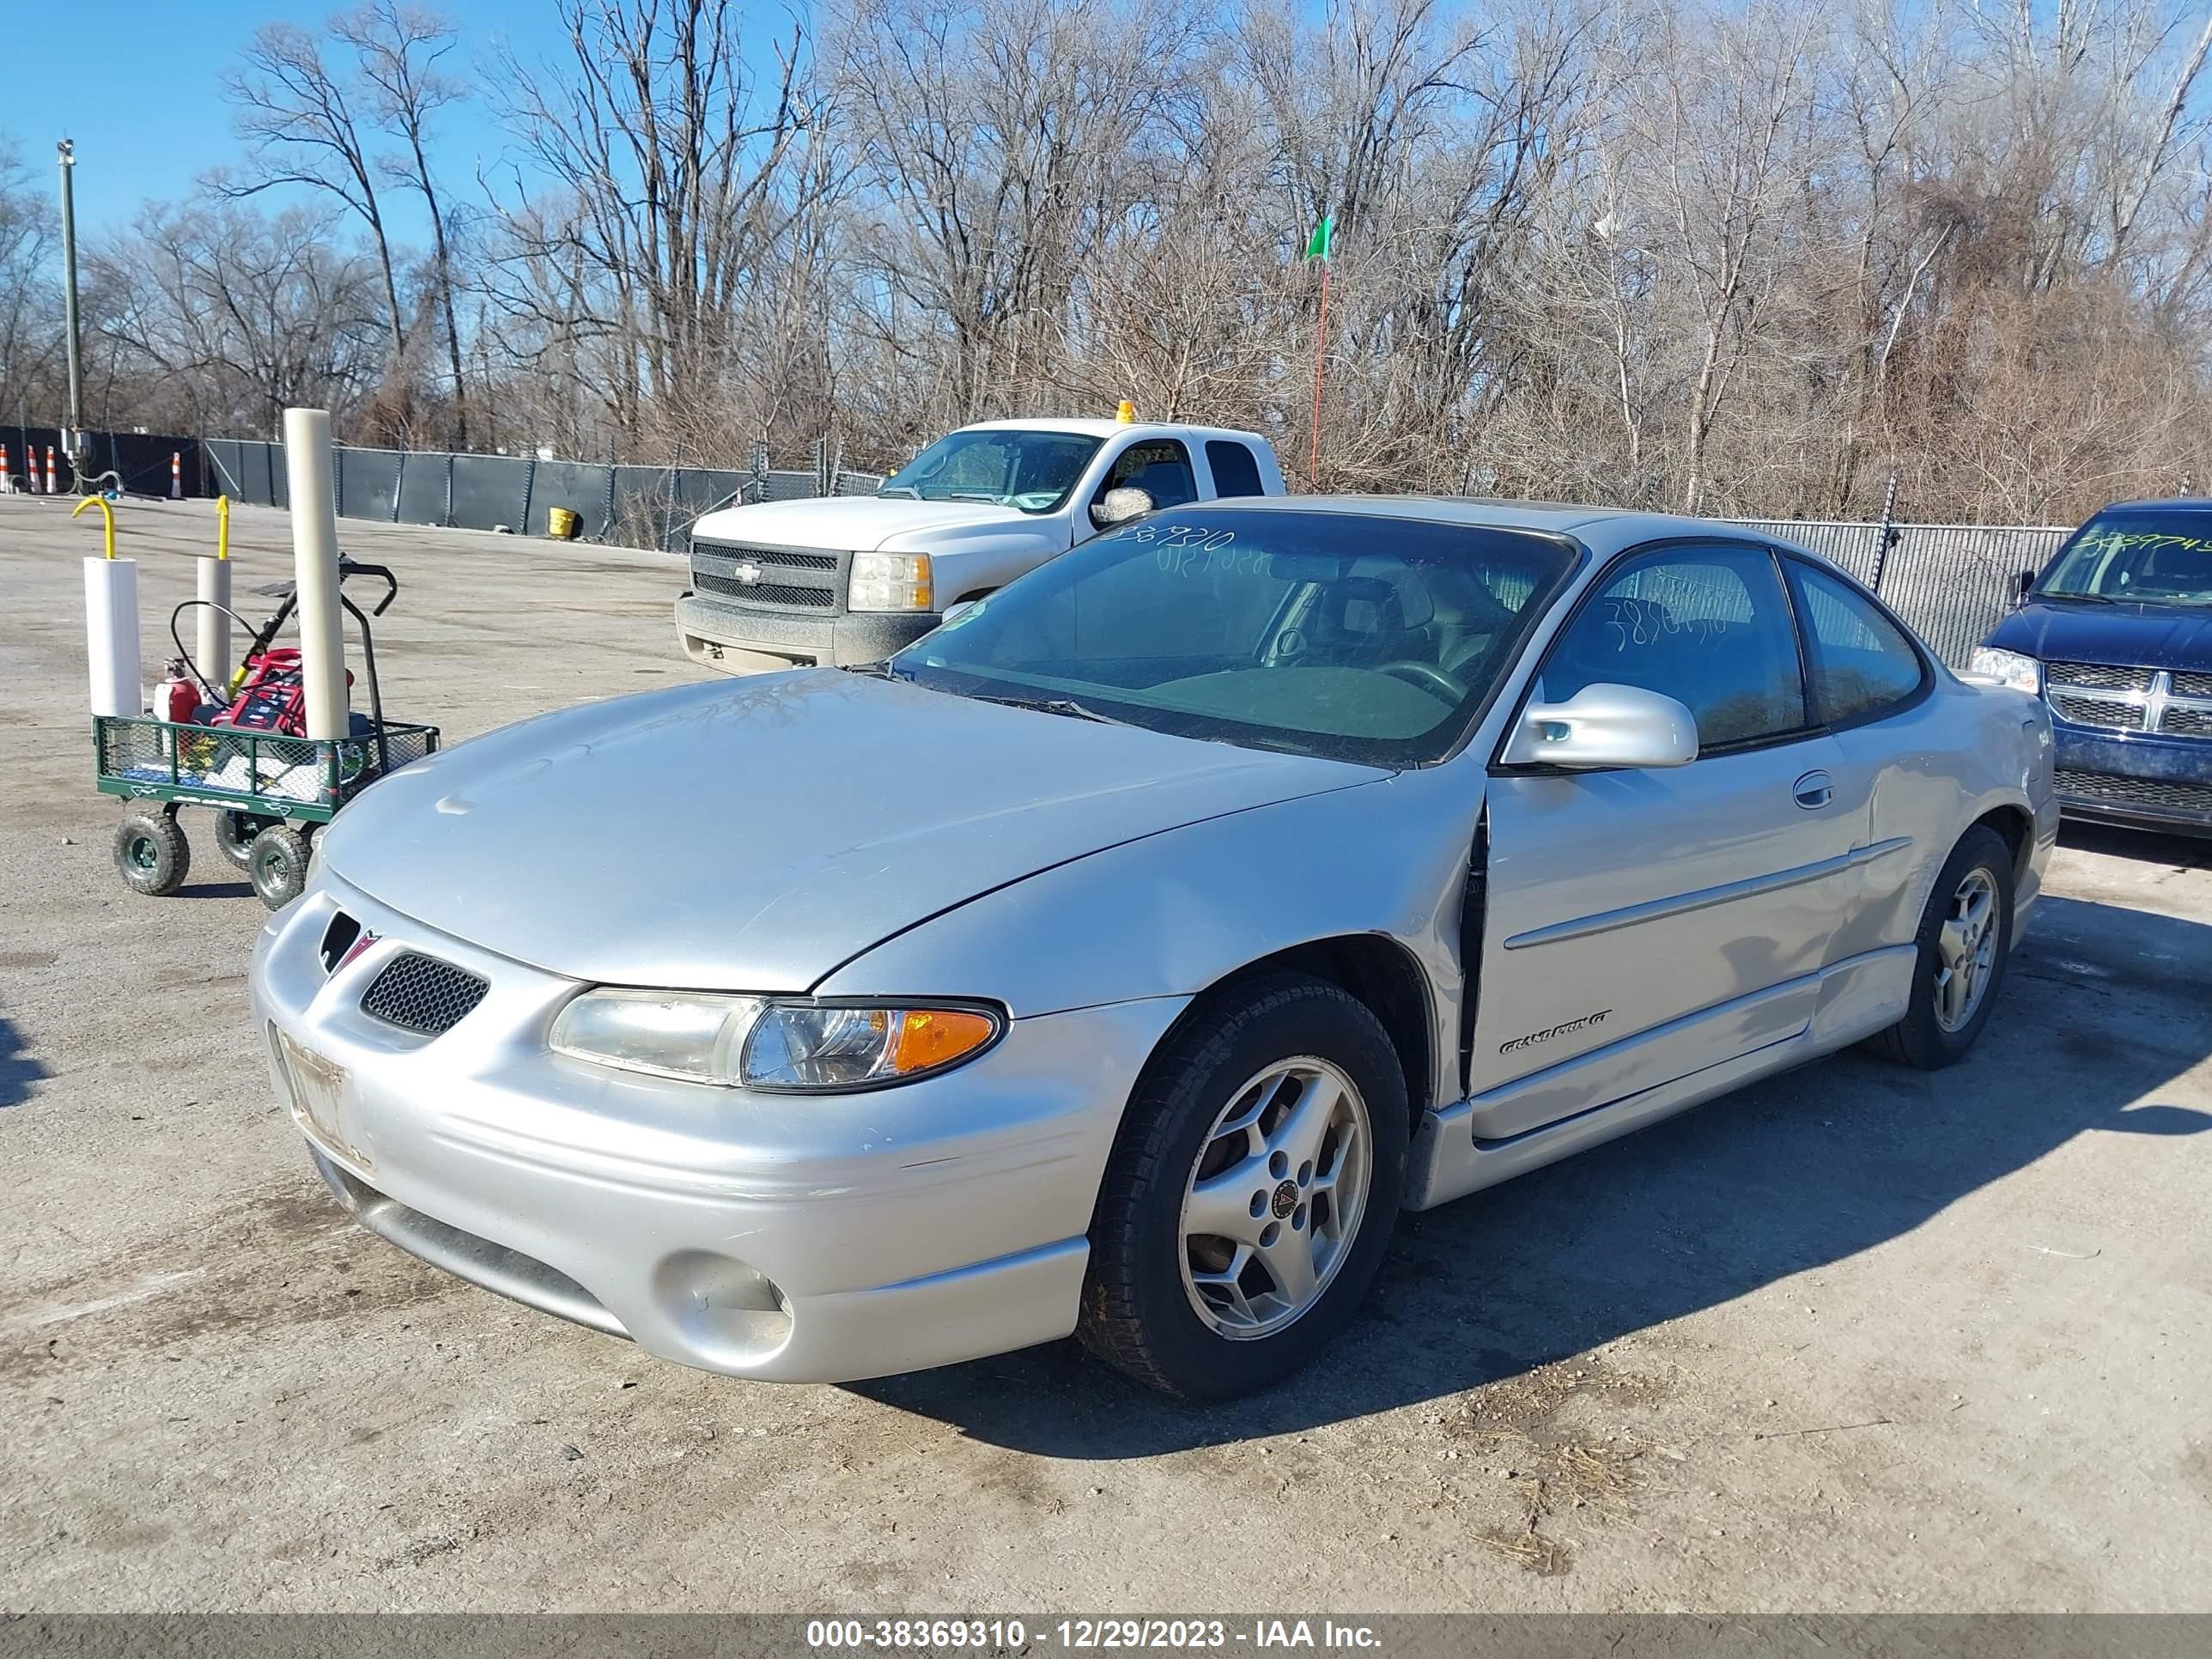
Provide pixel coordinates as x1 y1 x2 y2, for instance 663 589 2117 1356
890 1008 999 1075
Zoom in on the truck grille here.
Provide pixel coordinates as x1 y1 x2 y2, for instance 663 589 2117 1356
690 541 845 611
2055 769 2212 817
2045 663 2212 738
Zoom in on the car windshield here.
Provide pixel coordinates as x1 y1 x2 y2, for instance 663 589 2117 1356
2036 511 2212 606
889 507 1579 767
878 429 1104 514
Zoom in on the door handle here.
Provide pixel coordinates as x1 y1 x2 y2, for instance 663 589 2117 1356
1793 769 1833 810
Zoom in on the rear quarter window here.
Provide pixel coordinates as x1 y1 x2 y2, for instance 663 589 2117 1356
1204 441 1266 498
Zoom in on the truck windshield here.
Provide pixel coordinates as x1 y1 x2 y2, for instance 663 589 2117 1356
878 429 1104 514
2037 511 2212 606
890 507 1579 767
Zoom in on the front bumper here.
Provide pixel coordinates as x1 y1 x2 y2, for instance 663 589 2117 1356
674 592 937 673
249 872 1187 1382
2051 723 2212 836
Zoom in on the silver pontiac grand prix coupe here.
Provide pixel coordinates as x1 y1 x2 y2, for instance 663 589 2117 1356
252 499 2057 1400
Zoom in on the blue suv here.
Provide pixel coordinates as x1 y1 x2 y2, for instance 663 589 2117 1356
1973 500 2212 836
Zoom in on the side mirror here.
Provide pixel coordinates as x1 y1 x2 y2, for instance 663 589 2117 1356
2015 570 2037 603
939 599 979 627
1091 486 1153 528
1500 683 1698 770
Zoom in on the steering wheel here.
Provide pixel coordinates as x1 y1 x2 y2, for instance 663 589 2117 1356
1378 660 1468 702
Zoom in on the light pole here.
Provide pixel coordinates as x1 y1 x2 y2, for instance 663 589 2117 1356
57 138 87 489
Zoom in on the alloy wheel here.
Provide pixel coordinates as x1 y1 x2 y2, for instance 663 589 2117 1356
1934 867 1999 1032
1178 1056 1374 1340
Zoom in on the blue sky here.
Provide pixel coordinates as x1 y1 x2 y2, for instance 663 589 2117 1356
2 0 571 240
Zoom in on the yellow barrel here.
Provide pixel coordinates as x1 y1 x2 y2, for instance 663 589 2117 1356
546 506 580 540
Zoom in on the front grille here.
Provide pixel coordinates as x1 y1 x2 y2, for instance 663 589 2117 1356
2173 671 2212 700
2166 703 2212 738
361 951 489 1036
694 571 833 608
2055 769 2212 817
690 541 845 611
2045 661 2152 732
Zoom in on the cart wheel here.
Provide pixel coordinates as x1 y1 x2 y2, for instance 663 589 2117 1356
247 823 313 911
213 810 280 873
113 811 191 897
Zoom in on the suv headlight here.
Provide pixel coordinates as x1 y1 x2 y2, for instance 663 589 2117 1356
849 551 933 612
1967 647 2040 694
549 990 1000 1091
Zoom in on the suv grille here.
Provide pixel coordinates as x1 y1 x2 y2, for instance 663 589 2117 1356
2056 769 2212 817
361 952 489 1036
690 541 845 611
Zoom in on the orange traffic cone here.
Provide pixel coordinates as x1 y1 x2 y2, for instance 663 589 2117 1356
170 452 182 499
44 445 57 495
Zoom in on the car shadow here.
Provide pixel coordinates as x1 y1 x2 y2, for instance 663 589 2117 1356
0 1015 51 1109
848 890 2212 1453
2058 819 2212 868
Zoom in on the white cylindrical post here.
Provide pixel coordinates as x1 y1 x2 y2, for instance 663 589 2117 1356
83 556 142 717
282 408 347 740
195 556 232 696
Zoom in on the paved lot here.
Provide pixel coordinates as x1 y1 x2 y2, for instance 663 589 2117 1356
3 497 2209 1613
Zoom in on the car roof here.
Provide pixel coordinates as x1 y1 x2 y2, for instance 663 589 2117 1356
1189 494 1806 557
2087 497 2212 514
957 417 1268 443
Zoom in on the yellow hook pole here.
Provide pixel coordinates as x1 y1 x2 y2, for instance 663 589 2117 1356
72 495 116 561
216 494 231 560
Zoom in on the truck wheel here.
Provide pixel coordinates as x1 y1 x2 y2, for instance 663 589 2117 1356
247 823 313 911
213 811 280 872
1866 824 2014 1070
113 811 191 897
1079 974 1407 1401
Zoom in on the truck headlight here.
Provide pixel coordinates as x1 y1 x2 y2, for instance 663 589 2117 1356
550 991 1000 1091
850 551 933 612
1967 647 2041 694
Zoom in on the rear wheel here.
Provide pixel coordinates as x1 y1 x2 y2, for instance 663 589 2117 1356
1867 825 2014 1069
247 823 312 911
212 810 281 872
1079 974 1407 1400
112 811 190 897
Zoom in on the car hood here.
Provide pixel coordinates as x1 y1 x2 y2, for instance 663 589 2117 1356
318 672 1384 992
689 495 1031 551
1985 599 2212 672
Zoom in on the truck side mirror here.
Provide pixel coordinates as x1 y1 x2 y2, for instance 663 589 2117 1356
2015 570 2037 604
1091 486 1153 528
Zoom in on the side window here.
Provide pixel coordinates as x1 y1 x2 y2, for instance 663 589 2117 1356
1539 547 1807 752
1785 560 1926 726
1097 439 1198 511
1204 440 1265 498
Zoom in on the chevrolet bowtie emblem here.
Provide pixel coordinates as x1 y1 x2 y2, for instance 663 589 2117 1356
731 561 763 584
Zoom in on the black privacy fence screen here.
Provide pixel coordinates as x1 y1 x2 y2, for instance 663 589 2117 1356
13 423 2081 672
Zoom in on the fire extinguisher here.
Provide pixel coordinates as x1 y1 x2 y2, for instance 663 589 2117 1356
156 659 200 725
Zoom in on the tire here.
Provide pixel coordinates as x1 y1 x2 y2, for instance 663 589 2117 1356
246 823 313 911
112 811 191 897
1866 824 2015 1069
1079 973 1409 1401
212 811 280 872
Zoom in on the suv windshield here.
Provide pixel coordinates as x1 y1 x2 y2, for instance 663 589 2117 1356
2036 511 2212 606
890 507 1578 767
878 429 1104 514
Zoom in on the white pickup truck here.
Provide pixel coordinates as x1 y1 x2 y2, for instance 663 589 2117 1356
674 416 1288 672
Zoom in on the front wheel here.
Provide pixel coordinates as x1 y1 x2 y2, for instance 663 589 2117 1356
1079 975 1407 1401
1867 824 2015 1069
247 823 313 911
113 811 190 897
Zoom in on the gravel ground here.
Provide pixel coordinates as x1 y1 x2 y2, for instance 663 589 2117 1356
3 497 2209 1613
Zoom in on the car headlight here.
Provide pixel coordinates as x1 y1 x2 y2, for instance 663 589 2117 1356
1967 647 2040 694
850 551 933 612
549 990 1000 1091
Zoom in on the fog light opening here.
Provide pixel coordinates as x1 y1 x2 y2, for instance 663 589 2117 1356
653 1250 794 1364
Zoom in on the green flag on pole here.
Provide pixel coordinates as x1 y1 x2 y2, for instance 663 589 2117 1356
1304 214 1334 261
